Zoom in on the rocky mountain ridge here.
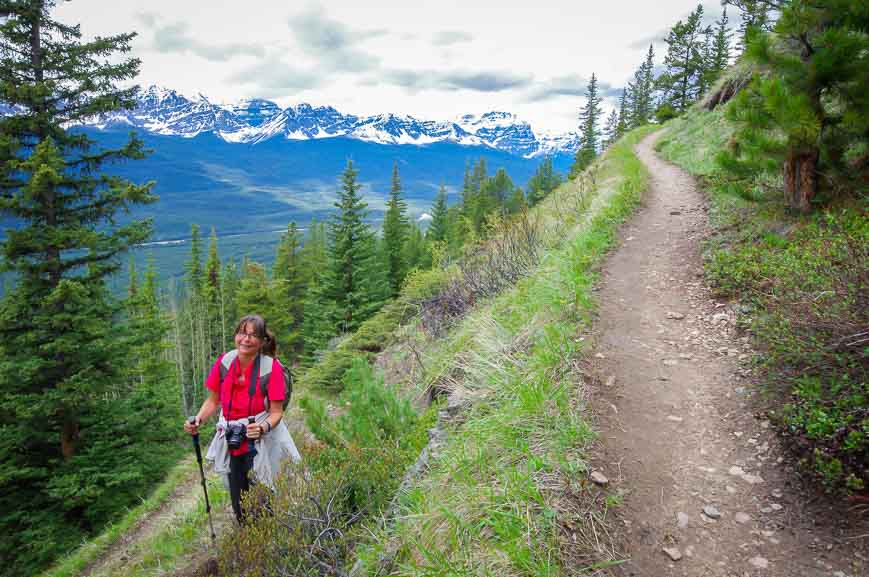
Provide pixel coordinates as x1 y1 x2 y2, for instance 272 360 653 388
91 86 580 158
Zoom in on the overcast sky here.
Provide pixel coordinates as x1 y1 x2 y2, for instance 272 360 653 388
56 0 727 134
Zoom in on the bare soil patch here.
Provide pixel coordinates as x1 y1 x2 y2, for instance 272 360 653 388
588 132 867 577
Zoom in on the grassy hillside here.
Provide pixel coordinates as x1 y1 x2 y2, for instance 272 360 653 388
657 106 867 493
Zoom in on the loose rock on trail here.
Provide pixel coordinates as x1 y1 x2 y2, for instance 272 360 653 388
588 131 867 577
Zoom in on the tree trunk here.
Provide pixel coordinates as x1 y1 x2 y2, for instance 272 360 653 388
61 413 78 460
783 148 818 212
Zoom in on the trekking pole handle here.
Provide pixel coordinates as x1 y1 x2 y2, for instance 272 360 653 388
188 416 203 459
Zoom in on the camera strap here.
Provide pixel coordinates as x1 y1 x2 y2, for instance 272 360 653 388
226 353 262 418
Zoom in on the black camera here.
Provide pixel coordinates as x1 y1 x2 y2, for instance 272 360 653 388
225 422 246 450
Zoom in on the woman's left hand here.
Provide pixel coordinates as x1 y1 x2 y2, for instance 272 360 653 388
246 422 264 439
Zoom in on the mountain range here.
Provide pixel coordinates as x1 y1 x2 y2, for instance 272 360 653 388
93 86 581 159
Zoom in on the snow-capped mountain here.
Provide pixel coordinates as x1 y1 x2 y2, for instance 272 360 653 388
92 86 579 158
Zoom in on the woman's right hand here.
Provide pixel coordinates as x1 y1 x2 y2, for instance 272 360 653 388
184 416 201 435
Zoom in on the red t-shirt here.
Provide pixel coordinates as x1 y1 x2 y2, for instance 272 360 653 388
205 353 286 456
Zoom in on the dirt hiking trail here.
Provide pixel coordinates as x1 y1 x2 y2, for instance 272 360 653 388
589 131 867 577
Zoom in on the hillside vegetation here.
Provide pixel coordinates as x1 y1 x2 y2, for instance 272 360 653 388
657 104 867 492
205 126 657 576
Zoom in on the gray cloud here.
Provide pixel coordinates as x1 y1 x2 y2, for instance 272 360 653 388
134 11 159 28
628 29 669 50
524 75 616 101
377 68 532 93
432 30 473 46
288 6 384 73
227 56 322 95
149 20 265 62
440 71 533 92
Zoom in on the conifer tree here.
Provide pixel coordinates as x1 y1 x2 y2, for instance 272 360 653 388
616 89 628 137
603 109 620 148
570 73 602 176
299 221 333 363
202 227 224 355
526 157 562 206
273 222 304 359
707 7 732 86
327 160 382 333
404 221 431 271
718 0 868 212
506 186 527 214
729 0 774 53
186 223 204 296
0 1 157 571
382 162 410 296
427 185 449 243
658 4 709 112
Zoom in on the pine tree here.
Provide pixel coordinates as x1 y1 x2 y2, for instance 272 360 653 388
202 227 224 356
570 73 602 176
526 157 562 206
382 162 410 297
299 220 333 363
404 221 431 271
603 109 620 148
427 185 449 243
327 160 382 333
658 4 709 112
505 186 527 214
730 0 773 53
186 223 204 296
616 89 628 137
272 222 304 359
0 1 157 571
707 7 732 87
717 0 869 212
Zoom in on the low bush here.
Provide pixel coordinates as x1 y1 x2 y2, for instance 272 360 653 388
706 208 868 491
217 360 433 576
297 267 450 392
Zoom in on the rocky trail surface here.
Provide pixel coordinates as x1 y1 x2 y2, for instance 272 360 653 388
589 131 867 577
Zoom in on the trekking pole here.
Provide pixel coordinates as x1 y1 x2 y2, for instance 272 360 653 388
189 416 217 543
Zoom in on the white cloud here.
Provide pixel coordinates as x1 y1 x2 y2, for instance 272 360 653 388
53 0 725 133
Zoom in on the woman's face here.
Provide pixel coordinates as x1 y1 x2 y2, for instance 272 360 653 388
235 322 262 357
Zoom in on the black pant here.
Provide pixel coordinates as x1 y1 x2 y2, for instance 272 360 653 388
228 452 255 523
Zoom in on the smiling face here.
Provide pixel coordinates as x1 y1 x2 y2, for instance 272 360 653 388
234 322 263 358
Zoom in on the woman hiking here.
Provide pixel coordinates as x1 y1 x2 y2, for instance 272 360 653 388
184 314 301 523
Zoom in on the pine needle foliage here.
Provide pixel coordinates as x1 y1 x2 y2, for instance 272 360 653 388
0 1 167 573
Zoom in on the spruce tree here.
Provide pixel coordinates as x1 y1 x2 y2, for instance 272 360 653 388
658 4 708 112
327 160 382 333
272 222 304 359
616 89 628 137
712 8 732 78
603 109 620 148
186 223 203 296
526 157 562 206
382 162 409 297
718 0 868 212
427 184 449 243
203 227 224 356
0 1 156 572
570 73 602 176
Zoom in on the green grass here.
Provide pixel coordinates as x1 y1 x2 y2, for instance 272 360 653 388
352 126 656 576
658 105 868 493
39 457 201 577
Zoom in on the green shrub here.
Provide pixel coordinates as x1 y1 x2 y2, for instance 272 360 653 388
218 361 434 576
705 200 868 491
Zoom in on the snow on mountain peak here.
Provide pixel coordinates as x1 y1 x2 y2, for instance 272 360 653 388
88 86 578 157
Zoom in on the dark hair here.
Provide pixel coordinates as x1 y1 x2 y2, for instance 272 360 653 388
235 314 277 357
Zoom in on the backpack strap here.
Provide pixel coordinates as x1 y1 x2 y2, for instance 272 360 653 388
219 349 239 381
258 354 274 402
